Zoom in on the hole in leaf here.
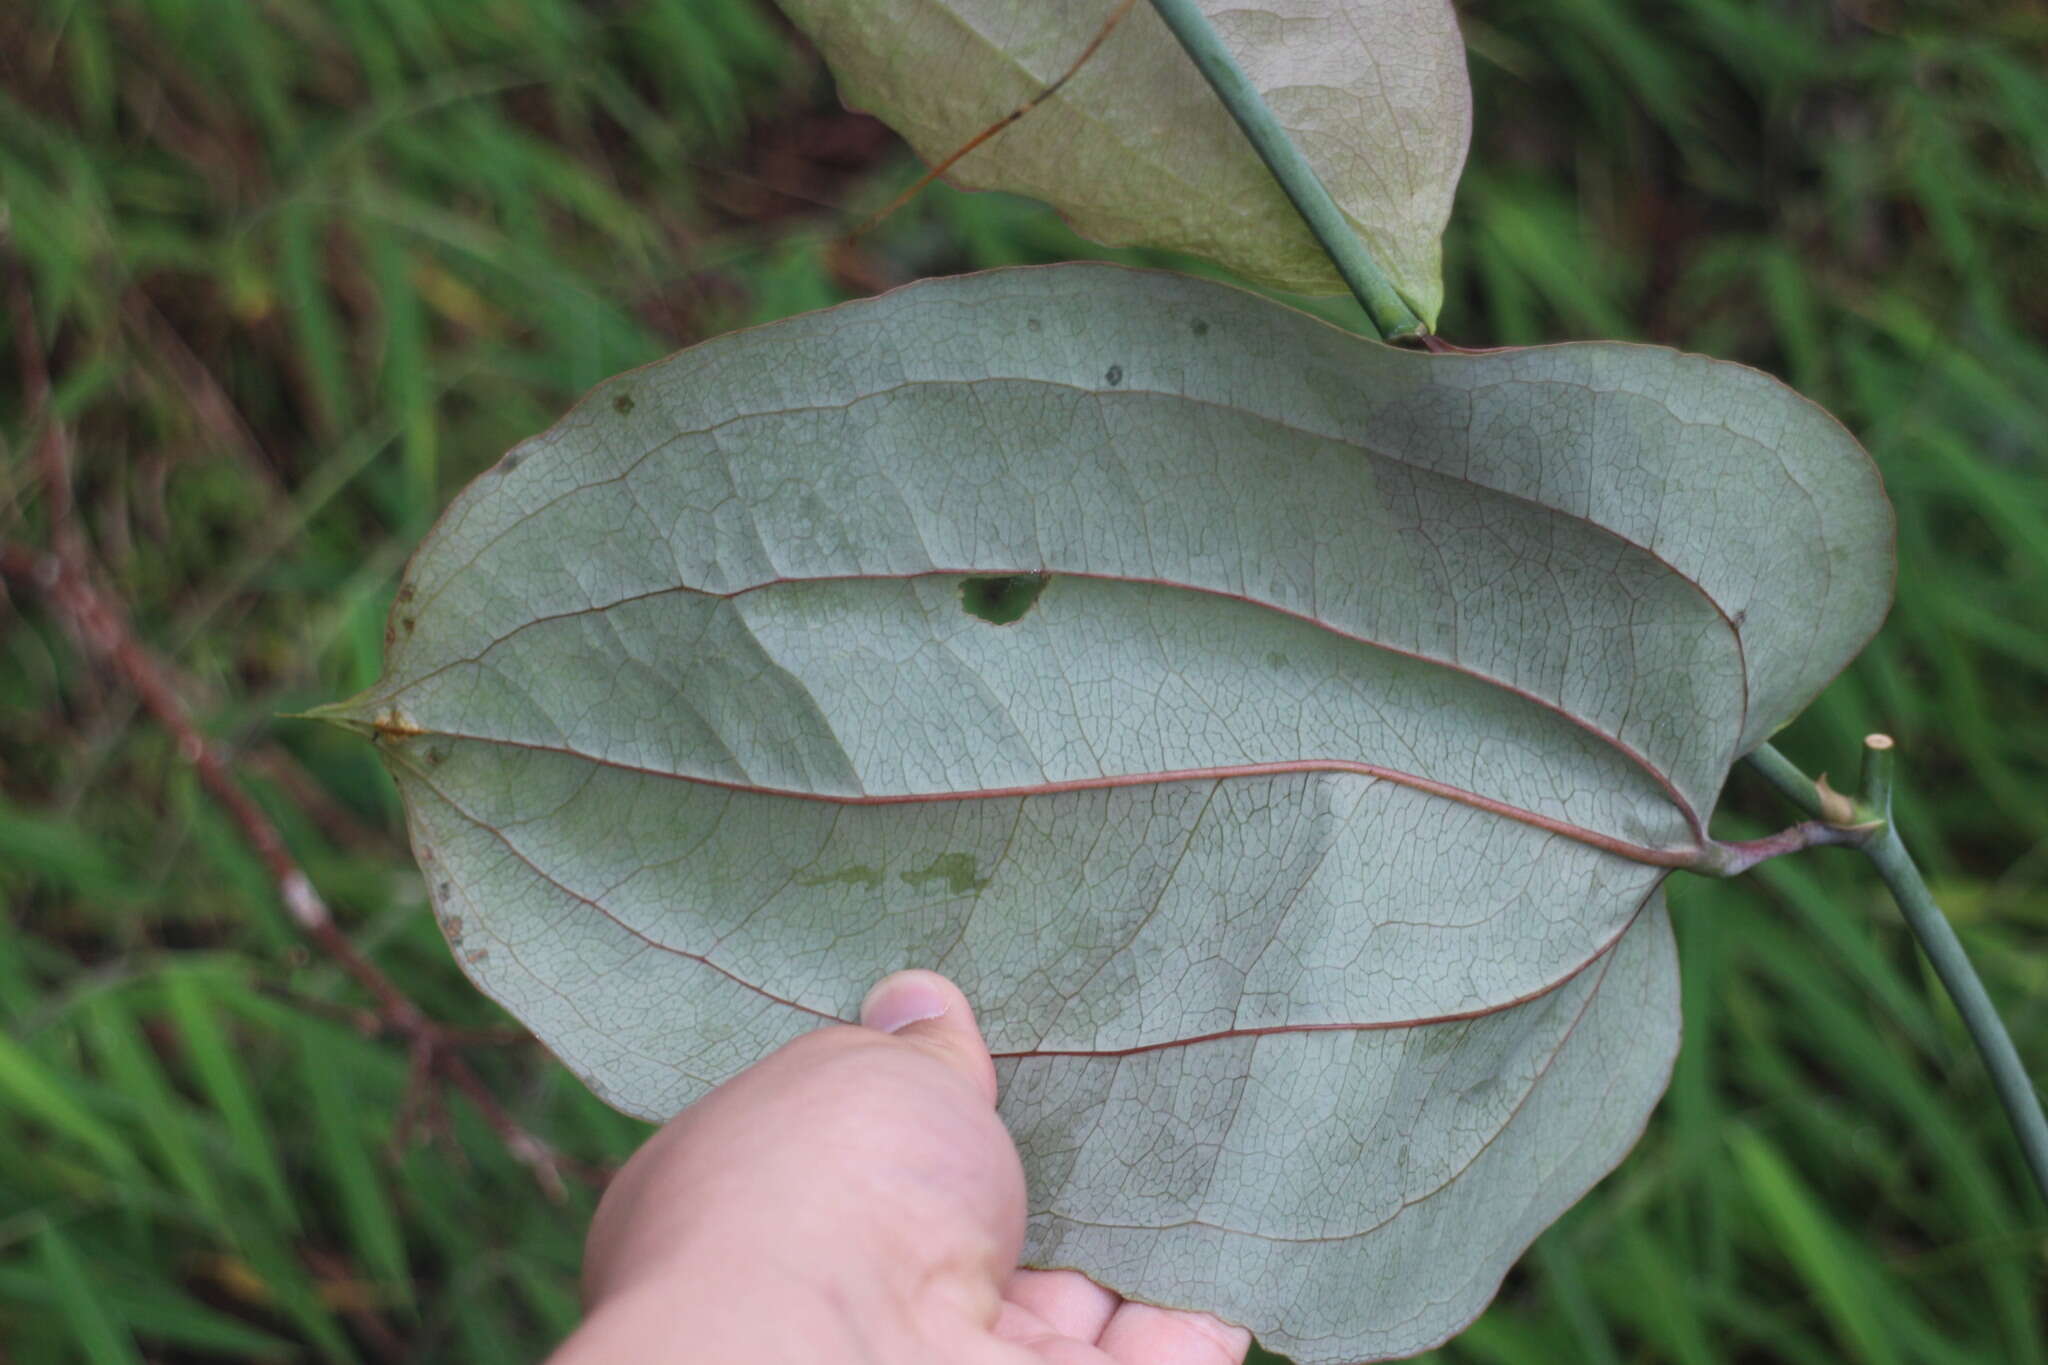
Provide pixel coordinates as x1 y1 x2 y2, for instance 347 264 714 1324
959 573 1049 625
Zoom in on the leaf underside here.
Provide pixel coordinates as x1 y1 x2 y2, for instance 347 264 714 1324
327 265 1891 1363
779 0 1472 320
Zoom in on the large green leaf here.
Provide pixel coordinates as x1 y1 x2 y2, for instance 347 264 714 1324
322 265 1891 1362
780 0 1471 322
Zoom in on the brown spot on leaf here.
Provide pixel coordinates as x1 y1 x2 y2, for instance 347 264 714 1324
371 709 428 740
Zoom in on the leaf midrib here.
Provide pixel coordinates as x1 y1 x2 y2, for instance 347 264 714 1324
378 564 1706 850
393 731 1697 894
402 759 1666 1048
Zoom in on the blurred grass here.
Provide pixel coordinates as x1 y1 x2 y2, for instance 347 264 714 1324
1 0 2044 1361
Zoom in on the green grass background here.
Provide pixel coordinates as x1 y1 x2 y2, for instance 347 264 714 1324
2 1 2044 1360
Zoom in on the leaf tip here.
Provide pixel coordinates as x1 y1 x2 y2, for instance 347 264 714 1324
295 695 420 743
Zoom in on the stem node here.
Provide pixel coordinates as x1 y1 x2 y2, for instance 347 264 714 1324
1745 742 2048 1206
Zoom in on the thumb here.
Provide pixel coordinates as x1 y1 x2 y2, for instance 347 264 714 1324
859 969 1000 1107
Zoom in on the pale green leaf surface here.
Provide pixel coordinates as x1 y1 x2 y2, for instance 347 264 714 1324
777 0 1471 319
327 265 1890 1361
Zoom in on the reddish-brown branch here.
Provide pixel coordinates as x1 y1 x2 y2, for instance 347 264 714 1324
2 254 594 1197
0 542 591 1196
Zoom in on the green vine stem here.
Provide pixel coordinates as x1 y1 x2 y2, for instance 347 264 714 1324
1143 0 1427 341
1145 0 2045 1213
1749 738 2048 1205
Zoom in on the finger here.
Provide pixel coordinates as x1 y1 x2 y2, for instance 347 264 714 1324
994 1299 1119 1364
859 968 999 1106
1004 1268 1120 1343
1096 1301 1252 1365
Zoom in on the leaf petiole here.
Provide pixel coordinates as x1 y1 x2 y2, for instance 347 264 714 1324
1690 819 1880 877
1142 0 1426 340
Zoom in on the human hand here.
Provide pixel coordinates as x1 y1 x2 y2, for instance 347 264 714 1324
550 969 1252 1365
